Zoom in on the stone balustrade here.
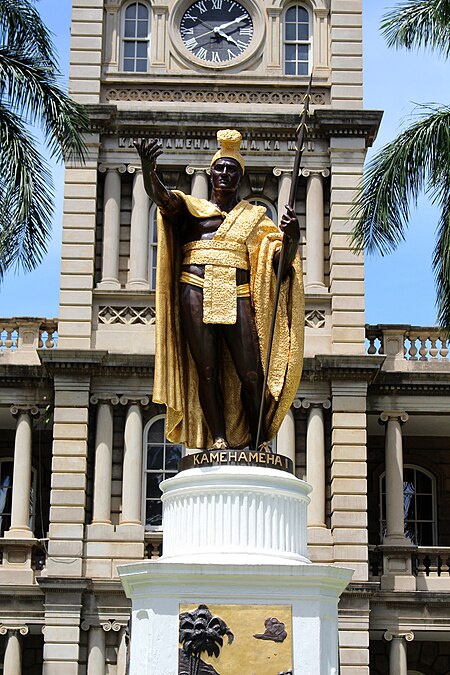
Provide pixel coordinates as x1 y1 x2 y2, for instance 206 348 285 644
369 545 450 590
366 325 450 364
0 318 58 363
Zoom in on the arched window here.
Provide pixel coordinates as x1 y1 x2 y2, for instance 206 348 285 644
379 465 437 545
142 416 182 529
283 5 311 76
148 203 158 290
247 197 278 224
122 2 151 73
0 458 37 536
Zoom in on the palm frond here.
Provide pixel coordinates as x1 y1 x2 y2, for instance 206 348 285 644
0 47 89 162
381 0 450 57
432 174 450 329
352 105 450 255
0 102 54 278
0 0 57 66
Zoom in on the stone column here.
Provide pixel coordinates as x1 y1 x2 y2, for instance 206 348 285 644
91 398 117 524
186 166 209 200
121 398 146 524
273 168 292 221
384 631 414 675
276 409 295 464
127 170 150 290
117 626 129 675
98 167 121 290
87 626 106 675
304 400 331 528
380 411 409 544
0 626 28 675
6 406 38 538
302 168 329 293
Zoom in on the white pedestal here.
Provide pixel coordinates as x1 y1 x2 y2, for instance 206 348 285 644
118 465 353 674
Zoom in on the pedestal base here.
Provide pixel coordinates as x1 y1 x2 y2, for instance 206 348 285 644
119 561 352 675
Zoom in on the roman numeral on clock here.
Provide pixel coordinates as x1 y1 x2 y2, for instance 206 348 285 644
211 0 223 8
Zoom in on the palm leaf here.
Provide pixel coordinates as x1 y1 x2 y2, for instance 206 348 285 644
352 105 450 255
381 0 450 57
0 102 53 278
0 0 57 66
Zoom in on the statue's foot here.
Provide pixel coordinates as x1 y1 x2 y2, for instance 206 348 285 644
210 438 229 450
258 441 275 455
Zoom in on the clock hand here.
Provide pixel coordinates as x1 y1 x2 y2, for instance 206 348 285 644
216 14 248 31
214 27 239 46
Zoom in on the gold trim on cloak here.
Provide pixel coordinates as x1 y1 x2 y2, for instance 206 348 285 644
153 192 304 449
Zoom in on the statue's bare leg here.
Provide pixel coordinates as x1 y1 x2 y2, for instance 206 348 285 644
179 283 228 446
222 298 267 448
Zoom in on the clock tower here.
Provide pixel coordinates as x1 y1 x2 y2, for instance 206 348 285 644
38 1 382 673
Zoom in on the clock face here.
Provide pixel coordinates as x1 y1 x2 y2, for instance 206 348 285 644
180 0 254 64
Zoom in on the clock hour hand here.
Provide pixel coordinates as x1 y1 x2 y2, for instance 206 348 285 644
216 14 248 31
214 27 239 46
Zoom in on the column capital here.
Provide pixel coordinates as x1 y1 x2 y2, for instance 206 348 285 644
9 404 39 418
98 163 128 174
82 619 126 632
273 167 292 177
186 165 210 176
313 7 329 18
379 411 409 424
119 395 150 407
0 624 29 636
90 394 120 406
294 398 331 410
301 167 330 178
383 630 414 642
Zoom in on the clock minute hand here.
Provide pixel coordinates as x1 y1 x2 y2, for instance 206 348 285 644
216 14 248 31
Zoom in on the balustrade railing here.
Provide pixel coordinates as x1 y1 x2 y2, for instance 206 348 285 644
0 318 58 354
369 545 450 587
366 325 450 363
144 531 163 559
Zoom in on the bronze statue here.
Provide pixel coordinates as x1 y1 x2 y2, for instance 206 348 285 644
134 130 304 451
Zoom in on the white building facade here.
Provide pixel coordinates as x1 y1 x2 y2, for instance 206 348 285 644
0 0 449 673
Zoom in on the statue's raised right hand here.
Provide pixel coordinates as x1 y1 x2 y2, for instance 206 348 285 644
133 138 163 172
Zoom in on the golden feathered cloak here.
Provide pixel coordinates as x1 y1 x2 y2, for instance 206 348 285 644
153 192 304 449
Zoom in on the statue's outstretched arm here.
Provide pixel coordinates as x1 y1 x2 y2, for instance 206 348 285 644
134 138 185 223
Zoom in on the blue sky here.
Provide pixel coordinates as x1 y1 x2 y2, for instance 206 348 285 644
1 0 449 325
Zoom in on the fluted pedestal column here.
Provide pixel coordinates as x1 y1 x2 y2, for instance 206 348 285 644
92 401 114 524
98 168 121 290
384 631 414 675
121 403 143 524
127 170 150 290
87 626 106 675
6 407 38 538
303 168 329 294
186 166 209 200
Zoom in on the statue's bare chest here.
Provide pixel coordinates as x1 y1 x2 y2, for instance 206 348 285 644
181 215 224 244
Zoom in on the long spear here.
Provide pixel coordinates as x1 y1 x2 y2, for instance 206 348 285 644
254 74 313 452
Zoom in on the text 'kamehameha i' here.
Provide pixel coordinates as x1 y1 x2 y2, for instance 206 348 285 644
179 449 294 473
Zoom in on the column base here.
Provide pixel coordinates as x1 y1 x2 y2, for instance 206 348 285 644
97 279 121 290
4 527 33 539
305 283 328 295
126 280 150 291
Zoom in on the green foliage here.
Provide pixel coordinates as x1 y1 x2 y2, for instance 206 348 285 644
353 0 450 328
0 0 89 279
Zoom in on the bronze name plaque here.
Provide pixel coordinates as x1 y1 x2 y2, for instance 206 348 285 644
179 449 294 474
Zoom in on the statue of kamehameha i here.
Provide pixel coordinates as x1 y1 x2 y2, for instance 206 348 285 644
134 130 304 451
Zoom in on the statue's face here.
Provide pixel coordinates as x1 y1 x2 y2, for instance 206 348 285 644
210 157 242 193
